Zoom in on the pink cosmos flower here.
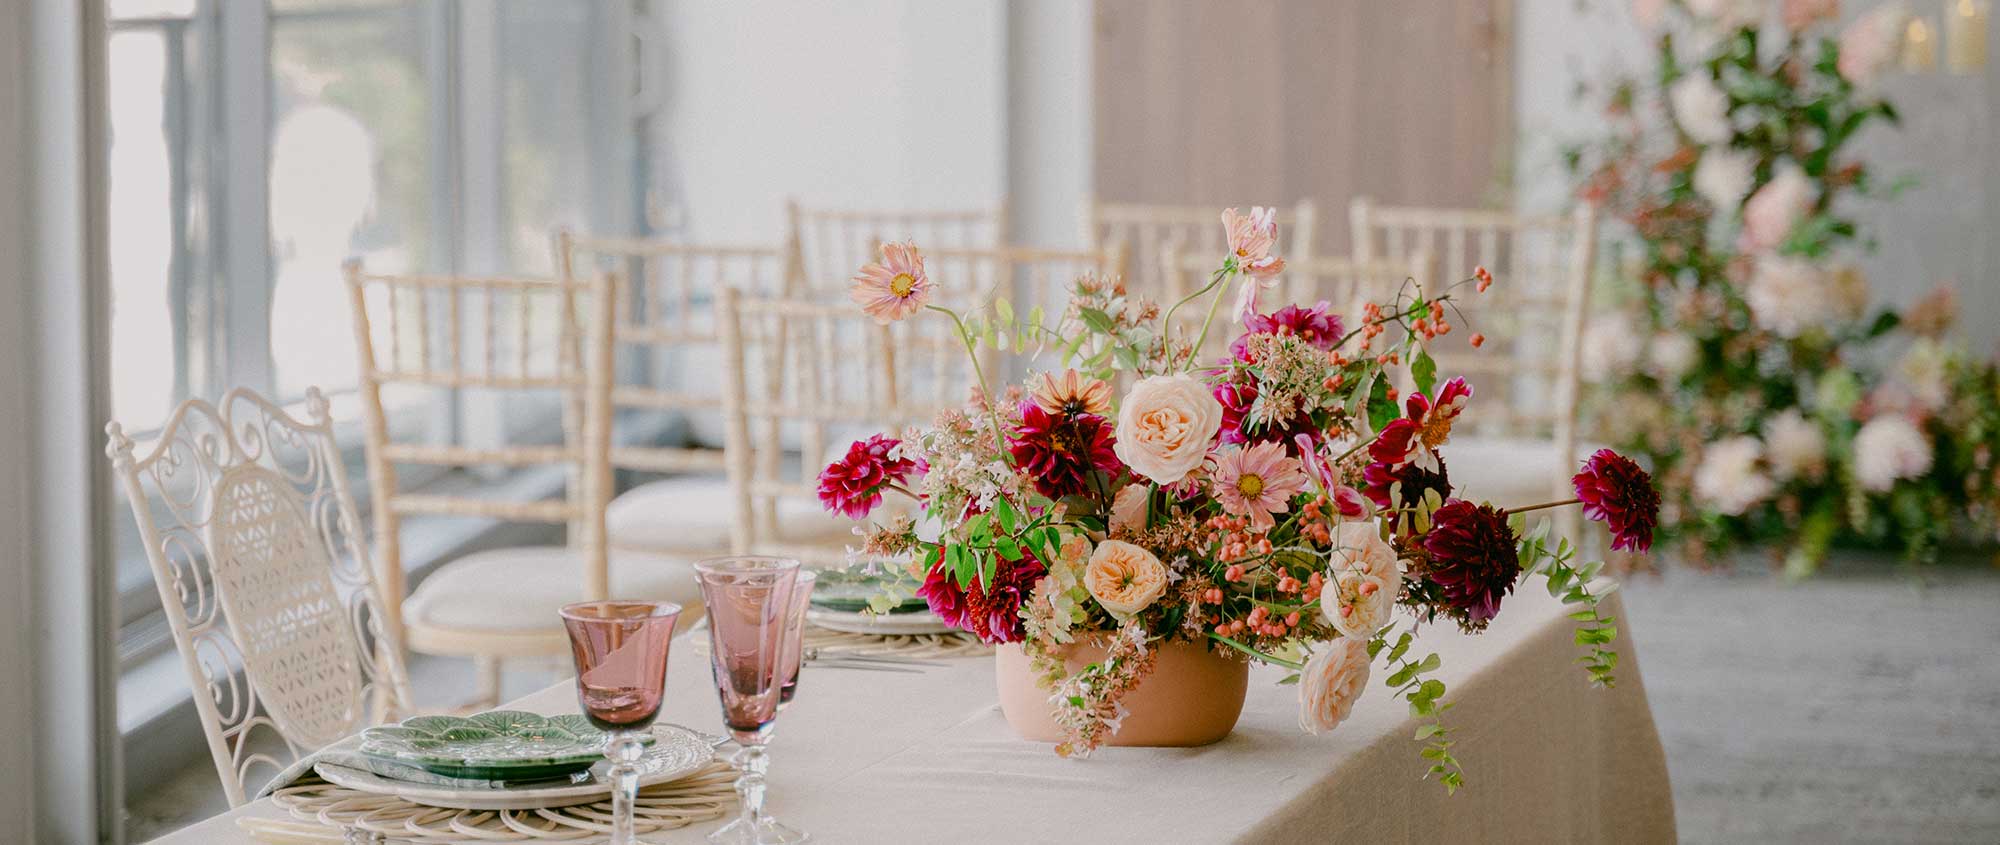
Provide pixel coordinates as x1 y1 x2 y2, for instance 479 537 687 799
849 240 931 324
1222 206 1287 322
1209 440 1309 531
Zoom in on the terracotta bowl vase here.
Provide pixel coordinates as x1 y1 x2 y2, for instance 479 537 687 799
994 638 1249 747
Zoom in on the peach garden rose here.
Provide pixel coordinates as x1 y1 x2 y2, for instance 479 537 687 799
1112 374 1224 485
1323 520 1404 639
1082 539 1168 617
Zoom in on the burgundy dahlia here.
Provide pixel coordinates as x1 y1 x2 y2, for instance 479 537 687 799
919 548 1045 644
1362 456 1452 531
817 434 921 520
1008 404 1120 499
1419 499 1521 630
1229 301 1344 359
1572 448 1661 552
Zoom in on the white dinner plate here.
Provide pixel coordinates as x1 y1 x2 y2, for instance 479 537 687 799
315 723 714 810
806 607 955 636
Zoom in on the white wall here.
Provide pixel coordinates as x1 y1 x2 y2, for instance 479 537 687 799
1004 0 1092 249
1513 0 2000 350
650 0 1007 245
0 4 41 840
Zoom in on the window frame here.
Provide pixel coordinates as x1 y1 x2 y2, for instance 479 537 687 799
107 0 642 665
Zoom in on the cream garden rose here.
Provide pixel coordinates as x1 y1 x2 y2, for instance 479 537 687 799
1298 637 1371 735
1113 374 1224 485
1082 539 1169 617
1323 521 1403 639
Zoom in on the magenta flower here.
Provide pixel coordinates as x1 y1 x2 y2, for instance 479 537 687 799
816 434 921 520
1404 376 1473 450
921 549 1047 644
1231 302 1343 359
1572 449 1661 552
1368 417 1421 469
1419 499 1521 630
1215 380 1315 450
1008 404 1121 499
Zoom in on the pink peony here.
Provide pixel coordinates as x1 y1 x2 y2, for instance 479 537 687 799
817 434 921 520
1739 163 1814 253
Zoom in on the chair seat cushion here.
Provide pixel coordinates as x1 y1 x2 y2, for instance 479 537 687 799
606 476 859 555
404 546 703 635
1439 436 1581 506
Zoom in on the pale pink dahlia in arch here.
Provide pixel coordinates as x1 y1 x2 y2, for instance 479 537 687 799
850 240 931 323
1210 440 1309 531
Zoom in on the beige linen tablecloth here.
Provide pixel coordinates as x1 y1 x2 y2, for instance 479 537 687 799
154 587 1674 844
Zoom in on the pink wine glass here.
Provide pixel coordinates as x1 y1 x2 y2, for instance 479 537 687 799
777 570 818 709
560 600 683 845
694 556 807 845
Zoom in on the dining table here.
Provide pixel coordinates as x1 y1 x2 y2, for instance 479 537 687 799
155 584 1676 844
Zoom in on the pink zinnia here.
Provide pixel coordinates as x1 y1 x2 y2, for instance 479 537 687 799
816 434 920 519
849 241 931 324
1209 440 1309 531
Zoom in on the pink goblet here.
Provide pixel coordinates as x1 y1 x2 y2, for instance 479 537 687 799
559 600 683 845
693 556 807 845
778 570 818 709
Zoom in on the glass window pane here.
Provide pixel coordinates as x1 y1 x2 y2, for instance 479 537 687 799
268 4 433 401
499 0 596 275
107 28 182 433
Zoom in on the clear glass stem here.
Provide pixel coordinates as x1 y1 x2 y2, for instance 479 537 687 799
733 743 770 830
609 731 647 845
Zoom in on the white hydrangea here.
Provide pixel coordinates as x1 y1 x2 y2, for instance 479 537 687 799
1895 339 1951 413
1693 148 1756 212
1581 315 1645 383
1669 74 1733 146
1647 332 1700 381
1693 435 1775 515
1746 256 1834 339
1853 416 1933 492
1762 409 1826 481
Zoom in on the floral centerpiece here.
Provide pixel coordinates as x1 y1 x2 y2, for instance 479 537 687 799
821 208 1661 790
1568 0 2000 574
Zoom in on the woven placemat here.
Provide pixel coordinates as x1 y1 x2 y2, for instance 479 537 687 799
241 761 739 843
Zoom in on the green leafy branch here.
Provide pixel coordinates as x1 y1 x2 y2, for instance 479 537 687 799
1370 629 1462 793
1513 516 1619 688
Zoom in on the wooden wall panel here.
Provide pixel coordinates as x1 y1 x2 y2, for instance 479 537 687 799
1092 0 1512 253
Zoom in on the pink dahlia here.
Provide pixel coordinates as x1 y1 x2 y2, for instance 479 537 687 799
1210 440 1310 531
1404 376 1473 450
1419 499 1520 630
920 549 1046 644
849 240 931 323
1008 404 1121 499
816 434 920 520
1572 449 1661 552
1231 301 1344 359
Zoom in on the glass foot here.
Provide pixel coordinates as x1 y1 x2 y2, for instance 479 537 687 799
706 815 811 844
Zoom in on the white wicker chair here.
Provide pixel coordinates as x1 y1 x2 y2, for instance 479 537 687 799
345 261 700 707
1349 198 1599 515
786 198 1008 294
1081 198 1318 300
715 288 979 567
556 232 804 558
106 387 413 807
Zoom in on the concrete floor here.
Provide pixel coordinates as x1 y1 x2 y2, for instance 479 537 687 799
126 560 2000 843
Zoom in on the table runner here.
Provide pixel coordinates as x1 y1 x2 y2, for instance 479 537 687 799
154 586 1674 844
